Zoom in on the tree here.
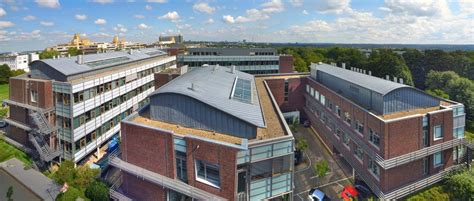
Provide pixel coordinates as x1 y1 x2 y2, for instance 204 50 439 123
6 186 13 201
367 49 414 86
294 56 308 72
67 47 83 56
85 181 110 201
426 89 449 99
39 49 60 59
425 71 460 91
73 165 100 189
55 186 87 201
445 168 474 201
313 159 329 178
54 160 76 185
10 69 26 77
296 138 308 151
0 64 12 84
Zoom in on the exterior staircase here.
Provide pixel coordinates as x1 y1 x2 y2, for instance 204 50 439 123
27 110 61 163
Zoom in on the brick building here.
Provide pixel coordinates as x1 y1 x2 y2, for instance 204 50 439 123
178 48 294 74
266 63 470 200
3 48 177 164
110 66 295 200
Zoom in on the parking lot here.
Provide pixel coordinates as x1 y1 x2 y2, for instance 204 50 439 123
293 125 354 201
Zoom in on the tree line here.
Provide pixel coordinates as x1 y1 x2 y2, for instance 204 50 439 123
0 64 26 84
278 46 474 132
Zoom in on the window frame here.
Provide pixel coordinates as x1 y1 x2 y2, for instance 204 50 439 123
195 160 221 189
433 151 443 167
433 125 443 141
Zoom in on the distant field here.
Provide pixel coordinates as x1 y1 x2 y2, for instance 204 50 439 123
0 84 8 101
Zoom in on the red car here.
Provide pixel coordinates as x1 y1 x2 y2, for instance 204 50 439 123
340 186 359 201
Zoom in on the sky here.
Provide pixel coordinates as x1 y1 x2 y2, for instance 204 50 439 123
0 0 473 52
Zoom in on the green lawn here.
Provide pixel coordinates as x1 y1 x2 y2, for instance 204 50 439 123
0 138 32 166
0 84 9 101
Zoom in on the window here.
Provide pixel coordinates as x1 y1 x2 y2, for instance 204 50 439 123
284 79 289 102
354 145 364 161
335 128 342 139
320 94 326 105
343 133 350 148
433 152 443 166
196 160 220 188
315 90 319 101
368 158 380 178
306 85 310 93
176 151 188 182
454 127 464 139
336 105 341 117
369 129 380 147
423 157 429 175
344 112 351 125
356 120 364 134
30 90 38 103
434 125 443 140
74 91 83 103
423 115 429 147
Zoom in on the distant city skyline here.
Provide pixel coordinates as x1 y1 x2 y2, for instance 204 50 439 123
0 0 473 52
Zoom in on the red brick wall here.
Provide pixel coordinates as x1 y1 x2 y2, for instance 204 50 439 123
279 55 294 73
266 78 306 113
122 172 167 201
9 77 53 109
154 73 180 90
385 117 422 158
185 138 238 201
121 122 175 178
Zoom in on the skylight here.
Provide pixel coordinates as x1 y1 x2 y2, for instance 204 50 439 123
85 56 131 68
146 51 165 56
232 78 252 104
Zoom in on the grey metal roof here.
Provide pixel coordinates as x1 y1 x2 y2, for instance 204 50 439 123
315 63 407 95
150 66 265 128
34 48 166 77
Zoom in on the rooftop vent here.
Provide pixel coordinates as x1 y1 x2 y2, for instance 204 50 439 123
385 75 390 80
231 65 236 74
400 78 404 84
128 49 133 55
393 76 397 82
368 71 372 76
76 55 84 64
342 63 346 69
189 83 195 91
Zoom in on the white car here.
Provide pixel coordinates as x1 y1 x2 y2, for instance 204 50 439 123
308 188 331 201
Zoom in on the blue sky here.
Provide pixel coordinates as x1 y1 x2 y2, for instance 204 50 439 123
0 0 473 52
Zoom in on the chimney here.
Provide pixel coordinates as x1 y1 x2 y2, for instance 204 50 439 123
76 55 84 64
68 54 71 58
190 83 195 91
400 78 404 84
129 49 133 55
386 75 390 80
393 76 397 82
363 70 366 74
351 67 354 71
368 71 372 76
342 63 346 69
231 65 236 74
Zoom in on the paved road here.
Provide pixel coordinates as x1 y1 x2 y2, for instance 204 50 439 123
293 125 354 201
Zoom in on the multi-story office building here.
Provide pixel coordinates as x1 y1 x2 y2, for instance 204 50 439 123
0 52 39 71
3 48 177 164
178 48 294 74
109 66 295 201
298 63 467 199
158 35 183 45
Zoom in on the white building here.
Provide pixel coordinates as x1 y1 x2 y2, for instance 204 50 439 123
0 53 39 72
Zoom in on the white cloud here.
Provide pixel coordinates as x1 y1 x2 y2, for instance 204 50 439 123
35 0 60 8
137 23 149 30
261 0 284 13
113 24 127 32
92 0 114 4
40 21 54 26
75 14 87 20
145 5 152 10
159 11 180 22
222 0 284 24
315 0 350 14
23 15 36 21
93 32 110 38
302 10 308 15
459 0 474 15
222 15 235 24
0 21 14 28
134 14 145 19
193 2 216 14
94 18 107 25
289 0 303 7
0 8 6 17
146 0 167 3
176 24 191 30
383 0 451 17
205 18 214 24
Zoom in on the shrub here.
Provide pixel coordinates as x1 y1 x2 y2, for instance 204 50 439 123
296 138 308 151
55 186 87 201
314 159 329 178
406 184 450 201
445 167 474 201
85 180 109 201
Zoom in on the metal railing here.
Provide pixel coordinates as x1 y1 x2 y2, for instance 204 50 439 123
304 94 463 169
462 138 474 149
108 152 227 201
28 131 61 162
29 111 56 135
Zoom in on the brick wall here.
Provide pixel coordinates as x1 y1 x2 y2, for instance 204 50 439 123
154 73 180 90
9 77 53 109
278 55 294 73
266 77 306 113
185 138 238 201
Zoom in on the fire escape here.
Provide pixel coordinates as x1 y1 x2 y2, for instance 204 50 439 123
28 110 61 163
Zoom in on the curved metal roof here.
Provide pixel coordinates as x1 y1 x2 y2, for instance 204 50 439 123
33 48 167 77
150 66 265 128
314 63 407 96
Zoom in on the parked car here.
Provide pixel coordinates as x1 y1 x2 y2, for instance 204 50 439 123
308 188 331 201
340 186 359 201
294 149 303 165
0 119 7 128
